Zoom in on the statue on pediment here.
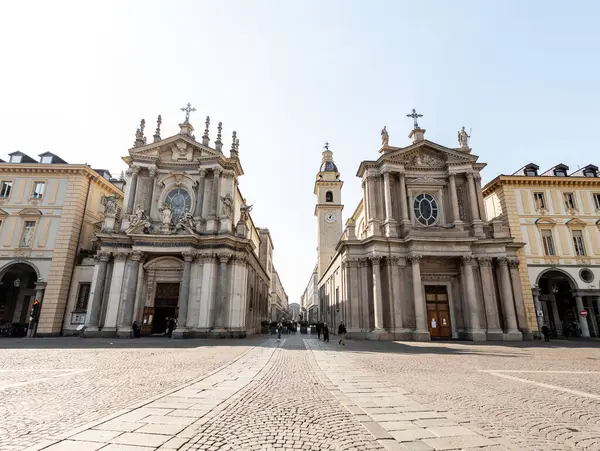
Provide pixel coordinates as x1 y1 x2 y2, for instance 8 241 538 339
159 203 172 225
458 126 470 148
240 198 253 221
381 126 389 146
176 208 195 232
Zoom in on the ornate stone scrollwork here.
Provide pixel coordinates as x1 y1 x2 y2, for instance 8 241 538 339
508 258 520 268
181 251 195 262
496 257 509 267
462 255 474 265
198 168 207 177
131 251 145 262
477 256 492 267
218 252 232 264
370 255 382 265
408 253 422 263
148 166 158 177
389 256 400 265
114 252 128 261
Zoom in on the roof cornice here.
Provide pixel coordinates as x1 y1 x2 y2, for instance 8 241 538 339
482 175 600 196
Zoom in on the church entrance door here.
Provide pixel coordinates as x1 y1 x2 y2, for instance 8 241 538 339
425 285 452 339
149 283 180 335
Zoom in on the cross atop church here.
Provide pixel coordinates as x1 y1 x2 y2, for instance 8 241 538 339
180 102 197 122
406 108 423 129
324 142 329 151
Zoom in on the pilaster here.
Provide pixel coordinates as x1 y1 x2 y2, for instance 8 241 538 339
462 255 486 341
496 257 522 341
409 253 429 341
477 257 503 340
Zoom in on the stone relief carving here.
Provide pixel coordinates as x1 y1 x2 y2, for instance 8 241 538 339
220 193 233 218
102 195 119 216
406 176 441 184
408 152 444 166
175 208 196 232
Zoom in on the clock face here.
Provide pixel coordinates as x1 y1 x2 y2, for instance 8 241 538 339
325 212 336 223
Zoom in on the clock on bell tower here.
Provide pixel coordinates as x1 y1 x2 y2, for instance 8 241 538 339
315 142 343 279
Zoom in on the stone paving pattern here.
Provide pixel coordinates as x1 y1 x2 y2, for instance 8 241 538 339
2 335 600 450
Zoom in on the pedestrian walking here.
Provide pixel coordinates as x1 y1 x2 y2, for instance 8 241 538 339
316 322 322 340
323 323 330 342
541 324 550 342
277 321 282 340
338 322 346 345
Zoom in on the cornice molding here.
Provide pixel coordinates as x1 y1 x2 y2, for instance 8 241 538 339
483 175 600 196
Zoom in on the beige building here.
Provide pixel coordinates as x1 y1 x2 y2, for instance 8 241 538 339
85 106 282 338
0 151 123 336
301 265 318 322
483 163 600 338
308 118 530 341
288 302 300 321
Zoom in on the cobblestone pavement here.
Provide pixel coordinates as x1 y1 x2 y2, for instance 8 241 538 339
0 337 258 451
324 338 600 451
6 335 600 451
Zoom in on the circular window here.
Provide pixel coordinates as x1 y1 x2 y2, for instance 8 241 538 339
580 268 594 283
413 193 438 226
165 188 192 223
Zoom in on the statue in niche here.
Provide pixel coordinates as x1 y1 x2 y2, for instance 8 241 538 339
381 126 389 146
102 195 119 216
457 126 470 148
159 203 173 225
221 193 233 218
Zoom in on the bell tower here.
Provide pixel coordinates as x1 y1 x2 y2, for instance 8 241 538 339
315 143 343 279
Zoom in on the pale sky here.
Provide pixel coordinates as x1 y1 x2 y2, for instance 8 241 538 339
1 1 599 304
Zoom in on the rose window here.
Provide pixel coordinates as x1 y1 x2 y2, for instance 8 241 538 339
413 193 438 226
165 188 192 223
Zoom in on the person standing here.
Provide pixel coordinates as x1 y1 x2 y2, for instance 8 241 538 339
316 321 322 340
338 322 347 345
541 324 550 342
277 321 282 340
323 323 330 342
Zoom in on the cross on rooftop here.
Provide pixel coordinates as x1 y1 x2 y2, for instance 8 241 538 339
406 108 423 129
180 102 197 122
324 142 329 151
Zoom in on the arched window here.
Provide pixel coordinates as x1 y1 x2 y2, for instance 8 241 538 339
325 191 333 202
413 193 438 226
165 188 192 223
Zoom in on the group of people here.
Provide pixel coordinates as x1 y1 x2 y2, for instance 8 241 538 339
314 321 347 345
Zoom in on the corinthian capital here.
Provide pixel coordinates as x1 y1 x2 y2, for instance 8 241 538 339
508 258 520 268
496 257 509 267
477 256 492 267
218 252 231 264
370 255 382 265
408 253 422 263
462 255 474 265
182 251 195 262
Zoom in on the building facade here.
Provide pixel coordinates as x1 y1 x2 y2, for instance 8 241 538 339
301 265 318 322
310 119 530 341
269 269 288 321
288 302 300 321
85 108 280 338
0 151 123 336
483 163 600 338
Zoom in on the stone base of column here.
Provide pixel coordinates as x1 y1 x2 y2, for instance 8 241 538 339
472 220 485 237
392 328 414 340
503 330 523 341
209 328 229 338
464 329 487 341
412 330 431 341
453 220 464 231
520 328 534 340
116 327 133 339
83 327 102 338
367 220 382 236
219 218 232 234
367 329 394 341
485 329 504 341
383 220 398 238
100 327 117 338
205 218 219 234
171 327 191 339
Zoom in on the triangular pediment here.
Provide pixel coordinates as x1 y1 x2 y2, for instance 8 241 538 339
386 140 478 166
129 134 222 163
566 218 587 228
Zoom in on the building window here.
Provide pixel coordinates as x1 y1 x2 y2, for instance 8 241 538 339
41 156 53 164
533 192 546 210
525 168 537 176
593 193 600 210
75 283 91 311
165 188 192 223
413 193 438 226
325 191 333 202
554 169 567 177
563 193 576 210
32 182 45 199
541 229 555 256
9 155 22 163
20 221 36 247
0 181 12 198
572 230 586 256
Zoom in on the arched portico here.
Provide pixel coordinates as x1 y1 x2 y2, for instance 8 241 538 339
536 269 596 338
0 261 43 332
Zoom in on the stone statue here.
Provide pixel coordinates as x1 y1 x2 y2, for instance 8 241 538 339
240 198 253 221
458 126 470 148
159 203 172 225
102 195 118 216
381 126 389 146
221 193 233 218
176 208 195 231
21 227 34 247
129 205 147 227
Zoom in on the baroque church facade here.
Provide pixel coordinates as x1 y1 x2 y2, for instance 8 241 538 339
84 105 275 338
313 116 531 341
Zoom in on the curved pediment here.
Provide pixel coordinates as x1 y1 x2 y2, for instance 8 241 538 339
143 256 183 271
18 208 43 217
535 217 557 226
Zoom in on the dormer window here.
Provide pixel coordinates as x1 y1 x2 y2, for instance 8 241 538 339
525 168 537 176
554 169 567 177
41 156 53 164
584 169 597 177
10 155 22 163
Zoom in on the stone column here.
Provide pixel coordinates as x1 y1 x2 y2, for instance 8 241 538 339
496 257 521 340
474 174 486 222
195 168 207 219
347 259 360 334
463 255 486 341
125 166 140 215
362 178 370 223
477 257 502 340
84 252 110 331
213 253 231 335
466 171 483 236
448 173 463 229
575 294 590 338
212 168 222 218
508 258 532 338
199 254 217 333
103 252 127 335
172 251 194 338
382 172 397 237
116 251 143 338
531 287 544 336
409 253 429 341
370 256 384 331
146 166 157 213
398 171 410 229
359 258 370 330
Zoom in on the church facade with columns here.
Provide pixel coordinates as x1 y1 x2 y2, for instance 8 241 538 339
84 105 276 338
313 114 531 341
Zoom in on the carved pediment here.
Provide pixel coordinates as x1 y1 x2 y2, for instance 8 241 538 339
130 134 220 164
386 141 477 166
